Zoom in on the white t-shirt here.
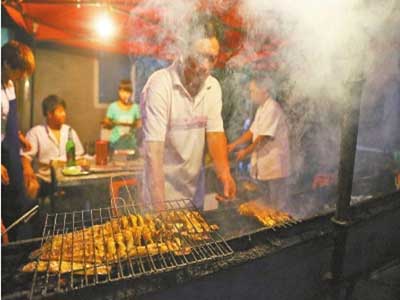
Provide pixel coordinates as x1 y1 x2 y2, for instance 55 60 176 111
250 98 290 180
1 81 16 142
23 124 84 182
141 60 224 202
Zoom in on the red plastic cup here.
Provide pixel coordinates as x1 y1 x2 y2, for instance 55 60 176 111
95 140 109 165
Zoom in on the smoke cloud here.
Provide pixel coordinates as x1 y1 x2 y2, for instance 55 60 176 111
128 0 400 219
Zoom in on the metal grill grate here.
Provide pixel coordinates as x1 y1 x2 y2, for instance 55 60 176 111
29 199 233 299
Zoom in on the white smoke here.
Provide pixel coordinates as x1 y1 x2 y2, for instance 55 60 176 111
238 0 399 101
128 0 400 216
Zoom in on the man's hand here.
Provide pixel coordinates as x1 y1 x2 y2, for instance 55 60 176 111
227 143 236 153
216 173 237 202
235 149 248 161
207 132 237 202
18 131 32 152
1 164 10 185
25 175 40 199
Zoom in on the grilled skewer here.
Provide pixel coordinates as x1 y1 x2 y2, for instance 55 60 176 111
238 201 294 228
23 210 219 274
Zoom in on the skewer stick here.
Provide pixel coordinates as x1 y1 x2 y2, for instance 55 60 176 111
2 205 39 235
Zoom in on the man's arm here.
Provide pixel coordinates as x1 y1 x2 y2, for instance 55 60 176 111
236 135 271 161
21 156 39 199
1 164 9 185
141 75 169 209
20 129 40 199
227 130 253 153
207 132 236 200
144 141 165 209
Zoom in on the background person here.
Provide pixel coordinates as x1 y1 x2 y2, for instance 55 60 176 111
22 94 84 199
1 40 38 239
228 76 291 212
102 79 141 151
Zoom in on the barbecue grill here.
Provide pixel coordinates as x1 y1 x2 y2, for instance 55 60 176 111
23 199 232 300
2 191 399 300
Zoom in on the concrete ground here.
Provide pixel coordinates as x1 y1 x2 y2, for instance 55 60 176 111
350 261 400 300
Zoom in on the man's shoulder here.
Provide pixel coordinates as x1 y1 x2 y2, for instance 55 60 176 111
267 98 283 109
28 124 46 134
206 75 221 89
146 68 171 86
60 124 73 133
261 99 284 116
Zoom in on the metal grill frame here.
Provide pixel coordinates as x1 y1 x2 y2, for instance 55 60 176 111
29 199 233 299
203 201 301 242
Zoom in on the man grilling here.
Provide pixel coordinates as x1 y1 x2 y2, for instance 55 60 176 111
141 16 236 210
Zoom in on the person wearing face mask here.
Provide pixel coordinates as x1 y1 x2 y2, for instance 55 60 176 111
21 95 84 199
1 40 39 239
140 16 236 210
228 75 291 212
102 80 142 151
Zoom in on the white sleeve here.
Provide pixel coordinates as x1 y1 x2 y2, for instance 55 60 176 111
256 102 282 138
21 128 39 161
72 128 85 156
141 76 169 142
206 80 224 132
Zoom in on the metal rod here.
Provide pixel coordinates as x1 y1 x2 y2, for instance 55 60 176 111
334 79 364 223
105 208 125 280
44 213 59 294
70 212 76 289
114 210 136 277
89 210 99 284
3 205 39 234
123 206 145 276
125 206 147 275
98 207 113 282
56 213 67 292
80 210 89 287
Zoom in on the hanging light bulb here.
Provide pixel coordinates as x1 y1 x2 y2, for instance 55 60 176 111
94 12 115 40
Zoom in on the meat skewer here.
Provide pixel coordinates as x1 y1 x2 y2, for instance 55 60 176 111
23 210 220 274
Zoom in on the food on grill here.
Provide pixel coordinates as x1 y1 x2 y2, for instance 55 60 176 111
23 210 218 274
238 201 294 227
242 181 258 192
22 261 111 275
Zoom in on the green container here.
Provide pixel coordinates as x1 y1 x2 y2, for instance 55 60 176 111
66 128 76 167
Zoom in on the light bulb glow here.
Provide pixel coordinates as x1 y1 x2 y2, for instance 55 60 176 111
94 13 115 39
